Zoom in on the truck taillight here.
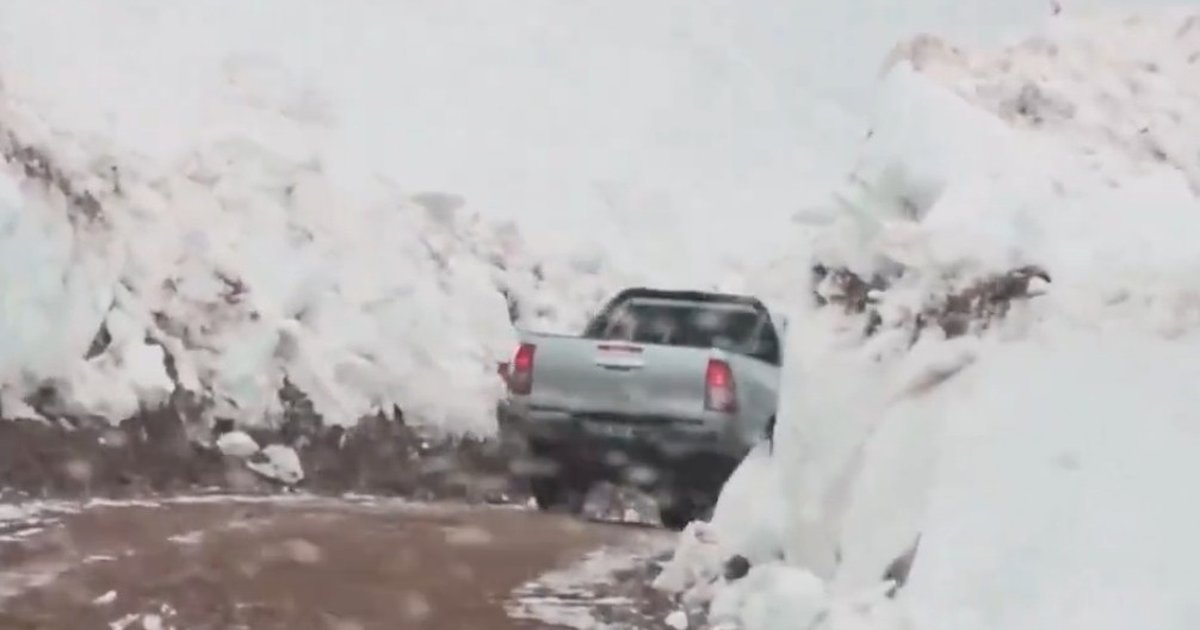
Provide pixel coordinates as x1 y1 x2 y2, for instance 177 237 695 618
509 343 536 395
704 358 737 412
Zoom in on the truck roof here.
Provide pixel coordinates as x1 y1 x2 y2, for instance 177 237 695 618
605 287 770 312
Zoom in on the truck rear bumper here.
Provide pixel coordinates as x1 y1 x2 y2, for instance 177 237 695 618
499 403 749 490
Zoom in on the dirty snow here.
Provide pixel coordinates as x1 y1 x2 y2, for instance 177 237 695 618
246 444 305 485
108 613 142 630
506 534 673 629
0 504 32 522
108 605 179 630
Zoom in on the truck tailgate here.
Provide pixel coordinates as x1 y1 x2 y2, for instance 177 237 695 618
526 336 711 421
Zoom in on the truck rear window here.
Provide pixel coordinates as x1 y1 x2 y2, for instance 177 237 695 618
588 299 780 364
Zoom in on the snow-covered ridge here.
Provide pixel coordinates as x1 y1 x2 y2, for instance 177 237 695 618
0 79 627 433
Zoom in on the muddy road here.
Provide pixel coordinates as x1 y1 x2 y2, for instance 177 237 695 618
0 496 676 629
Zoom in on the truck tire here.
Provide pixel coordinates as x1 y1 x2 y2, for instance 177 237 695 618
658 489 711 531
658 502 694 531
529 475 587 514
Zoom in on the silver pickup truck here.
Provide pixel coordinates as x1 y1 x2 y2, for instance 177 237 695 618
499 287 782 528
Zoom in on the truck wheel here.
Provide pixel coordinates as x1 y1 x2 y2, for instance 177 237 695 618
658 502 693 531
529 475 587 514
658 489 708 531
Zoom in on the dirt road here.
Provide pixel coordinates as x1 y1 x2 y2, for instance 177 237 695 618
0 496 676 629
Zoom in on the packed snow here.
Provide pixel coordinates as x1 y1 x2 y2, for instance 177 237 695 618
659 6 1200 630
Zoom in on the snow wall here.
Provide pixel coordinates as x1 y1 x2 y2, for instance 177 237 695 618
664 7 1200 630
0 0 1097 433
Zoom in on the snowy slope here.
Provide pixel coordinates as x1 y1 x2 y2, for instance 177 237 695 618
661 7 1200 630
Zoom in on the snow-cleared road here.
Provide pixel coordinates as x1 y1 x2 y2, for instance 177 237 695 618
0 496 675 629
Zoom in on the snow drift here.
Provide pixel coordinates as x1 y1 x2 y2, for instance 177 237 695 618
661 7 1200 630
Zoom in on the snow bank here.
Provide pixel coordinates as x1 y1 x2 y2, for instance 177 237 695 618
664 7 1200 629
1 0 912 433
905 332 1200 630
654 442 786 598
0 121 548 432
0 12 653 433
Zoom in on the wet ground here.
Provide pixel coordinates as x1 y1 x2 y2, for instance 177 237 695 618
0 495 676 630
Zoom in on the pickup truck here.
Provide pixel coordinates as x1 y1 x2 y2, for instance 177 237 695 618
499 287 782 529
